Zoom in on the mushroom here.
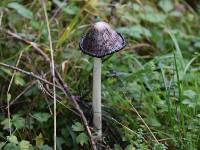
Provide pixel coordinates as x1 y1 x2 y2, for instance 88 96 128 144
79 21 125 138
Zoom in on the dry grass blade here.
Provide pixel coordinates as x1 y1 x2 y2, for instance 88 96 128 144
40 1 57 149
6 51 23 135
129 101 159 144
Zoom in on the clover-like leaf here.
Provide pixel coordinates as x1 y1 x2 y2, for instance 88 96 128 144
76 133 88 146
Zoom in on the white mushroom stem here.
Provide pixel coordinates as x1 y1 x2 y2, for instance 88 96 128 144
92 57 102 138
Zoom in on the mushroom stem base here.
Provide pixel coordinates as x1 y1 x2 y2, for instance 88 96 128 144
92 57 102 138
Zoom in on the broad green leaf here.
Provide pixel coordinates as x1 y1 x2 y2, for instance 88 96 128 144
12 115 26 129
182 99 192 105
7 135 18 144
53 0 78 15
140 13 166 23
14 74 25 86
117 26 151 39
184 90 196 99
139 5 166 23
56 137 65 150
53 0 66 8
125 144 135 150
4 143 19 150
147 117 161 127
132 3 140 11
158 0 173 12
19 140 30 150
33 112 50 123
182 99 196 108
114 144 122 150
1 118 11 130
31 20 41 30
7 2 33 19
63 4 78 15
40 145 53 150
72 122 84 132
194 41 200 48
76 132 88 146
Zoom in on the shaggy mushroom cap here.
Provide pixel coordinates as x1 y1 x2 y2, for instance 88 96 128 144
79 21 125 58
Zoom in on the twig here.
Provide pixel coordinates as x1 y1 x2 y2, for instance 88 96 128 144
9 81 36 107
129 102 159 144
0 63 60 90
0 63 80 116
38 80 80 116
5 30 50 62
3 30 97 149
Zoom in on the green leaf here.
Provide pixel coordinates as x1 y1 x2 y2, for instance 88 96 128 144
0 68 12 76
132 3 140 12
147 117 161 127
19 140 30 150
184 90 196 99
182 99 192 105
56 137 65 150
63 4 78 15
53 0 66 8
1 118 11 130
14 74 25 86
36 133 44 148
182 99 196 108
158 0 174 12
114 144 122 150
125 144 135 150
194 41 200 48
140 13 166 23
139 5 166 23
12 115 26 129
7 93 12 102
72 122 84 132
7 135 18 144
76 133 88 146
117 26 151 39
40 145 53 150
53 0 78 15
33 112 51 123
7 2 33 19
4 143 19 150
